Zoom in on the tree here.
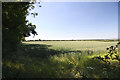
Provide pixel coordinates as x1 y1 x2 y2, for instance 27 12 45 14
2 2 39 56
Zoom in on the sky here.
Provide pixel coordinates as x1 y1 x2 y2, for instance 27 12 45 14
25 2 118 40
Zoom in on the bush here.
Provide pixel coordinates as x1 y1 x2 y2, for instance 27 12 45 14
92 42 120 65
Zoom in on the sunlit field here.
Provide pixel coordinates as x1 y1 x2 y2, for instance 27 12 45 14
3 41 120 78
23 41 118 55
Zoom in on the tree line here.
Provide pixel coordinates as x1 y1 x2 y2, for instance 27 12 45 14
24 39 118 42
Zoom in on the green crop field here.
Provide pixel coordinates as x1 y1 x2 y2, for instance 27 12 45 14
23 41 118 55
3 41 120 78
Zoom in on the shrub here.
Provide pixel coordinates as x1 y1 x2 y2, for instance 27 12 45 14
92 42 120 65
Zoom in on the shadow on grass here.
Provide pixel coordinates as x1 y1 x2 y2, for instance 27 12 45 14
2 44 83 78
20 44 87 58
3 44 119 78
20 44 62 58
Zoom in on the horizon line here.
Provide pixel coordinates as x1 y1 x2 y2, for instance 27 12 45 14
25 38 119 40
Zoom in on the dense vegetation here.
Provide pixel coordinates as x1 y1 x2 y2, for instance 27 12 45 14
2 41 120 78
2 2 38 57
2 1 40 79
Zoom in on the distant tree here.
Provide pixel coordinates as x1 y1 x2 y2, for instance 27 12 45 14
39 39 41 41
2 1 40 56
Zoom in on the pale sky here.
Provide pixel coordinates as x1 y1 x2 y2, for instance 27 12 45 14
26 2 118 40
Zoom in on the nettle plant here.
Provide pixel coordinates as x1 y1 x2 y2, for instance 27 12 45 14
93 42 120 65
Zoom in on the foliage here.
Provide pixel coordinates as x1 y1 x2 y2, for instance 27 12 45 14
2 2 39 56
92 42 120 65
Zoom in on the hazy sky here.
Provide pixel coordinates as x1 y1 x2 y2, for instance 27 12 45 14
26 2 118 40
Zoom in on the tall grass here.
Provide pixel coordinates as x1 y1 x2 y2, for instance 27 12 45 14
3 41 119 78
